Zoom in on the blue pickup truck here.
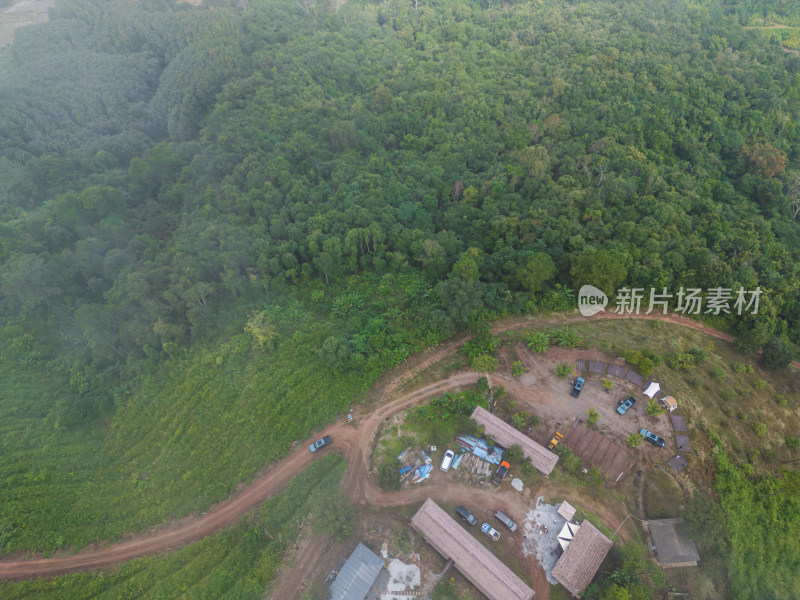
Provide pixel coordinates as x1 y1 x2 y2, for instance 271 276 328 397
617 396 636 415
571 377 585 398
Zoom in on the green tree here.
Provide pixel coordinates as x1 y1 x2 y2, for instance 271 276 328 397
627 432 644 447
570 249 628 296
516 251 556 298
587 406 599 426
646 399 664 417
761 337 795 370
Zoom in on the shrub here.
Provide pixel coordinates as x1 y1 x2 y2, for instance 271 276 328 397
505 444 525 464
379 460 402 491
587 406 599 425
775 393 788 406
602 379 613 391
732 362 752 373
555 362 574 379
752 422 767 436
753 379 766 390
627 432 644 447
511 360 527 377
785 436 800 449
511 412 527 430
520 460 537 477
470 354 498 373
551 329 584 348
525 331 550 353
710 366 728 381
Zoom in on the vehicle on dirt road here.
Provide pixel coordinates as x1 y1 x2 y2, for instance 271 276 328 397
548 432 563 450
440 449 455 472
617 396 636 415
309 435 332 453
571 377 585 397
640 428 666 447
491 461 510 485
494 510 517 532
456 506 478 526
481 523 501 541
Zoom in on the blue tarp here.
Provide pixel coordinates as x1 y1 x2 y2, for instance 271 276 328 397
455 434 504 465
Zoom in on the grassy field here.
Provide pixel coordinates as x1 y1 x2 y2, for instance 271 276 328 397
0 327 368 554
0 454 350 599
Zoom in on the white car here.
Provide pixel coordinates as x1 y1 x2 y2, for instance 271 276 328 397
440 449 455 472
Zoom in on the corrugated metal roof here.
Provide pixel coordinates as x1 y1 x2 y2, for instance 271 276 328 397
411 499 534 600
471 406 558 475
329 543 385 600
552 520 613 597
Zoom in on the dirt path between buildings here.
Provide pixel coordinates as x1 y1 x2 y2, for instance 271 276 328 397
0 310 795 583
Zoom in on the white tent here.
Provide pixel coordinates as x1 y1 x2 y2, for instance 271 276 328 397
557 521 581 552
643 381 660 398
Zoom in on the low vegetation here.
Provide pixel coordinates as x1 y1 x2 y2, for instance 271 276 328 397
0 455 352 599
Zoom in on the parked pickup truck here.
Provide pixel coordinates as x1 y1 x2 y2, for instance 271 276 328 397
640 428 666 448
616 396 636 415
491 461 510 485
481 523 501 541
571 377 585 397
309 435 332 453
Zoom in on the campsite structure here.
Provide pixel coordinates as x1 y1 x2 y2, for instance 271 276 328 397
471 406 559 475
411 499 534 600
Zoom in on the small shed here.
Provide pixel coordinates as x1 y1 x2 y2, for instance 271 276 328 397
648 518 700 567
329 543 385 600
659 395 678 413
558 501 577 522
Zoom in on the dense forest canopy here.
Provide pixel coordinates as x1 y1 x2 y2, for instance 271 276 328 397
0 0 799 596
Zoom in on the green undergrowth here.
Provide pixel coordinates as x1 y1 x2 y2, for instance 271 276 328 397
0 331 365 555
0 454 350 600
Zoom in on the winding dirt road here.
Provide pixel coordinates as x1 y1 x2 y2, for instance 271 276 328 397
0 310 794 581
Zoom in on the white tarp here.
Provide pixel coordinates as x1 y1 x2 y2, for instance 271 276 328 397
511 478 524 491
643 381 660 398
557 522 581 552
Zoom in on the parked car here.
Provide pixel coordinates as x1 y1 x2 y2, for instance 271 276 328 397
548 432 563 450
639 428 666 447
456 506 478 526
481 523 501 541
494 510 517 532
440 449 455 472
616 396 636 415
309 435 332 453
491 461 510 485
571 377 585 397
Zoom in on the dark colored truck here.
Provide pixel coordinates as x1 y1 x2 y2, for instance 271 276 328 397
571 377 585 397
491 461 510 485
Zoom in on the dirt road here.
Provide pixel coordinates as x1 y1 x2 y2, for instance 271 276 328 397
0 310 792 581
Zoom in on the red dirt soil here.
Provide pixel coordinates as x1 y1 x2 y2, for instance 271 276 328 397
0 311 792 581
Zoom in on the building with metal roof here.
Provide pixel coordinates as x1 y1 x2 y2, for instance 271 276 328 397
551 520 613 597
411 499 534 600
648 518 700 567
329 543 385 600
471 406 558 475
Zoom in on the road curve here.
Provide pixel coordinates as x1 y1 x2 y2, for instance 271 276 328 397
0 310 794 580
